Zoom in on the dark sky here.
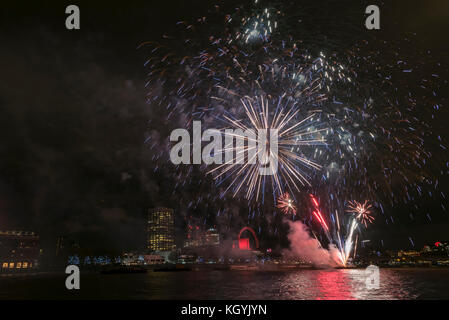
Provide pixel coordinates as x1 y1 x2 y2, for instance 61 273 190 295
0 0 448 254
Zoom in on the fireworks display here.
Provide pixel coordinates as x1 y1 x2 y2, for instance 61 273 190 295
309 193 358 266
141 0 448 260
276 192 297 215
346 200 374 227
206 95 326 201
3 0 449 303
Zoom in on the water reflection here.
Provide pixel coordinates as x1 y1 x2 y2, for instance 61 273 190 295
315 270 353 300
0 268 447 299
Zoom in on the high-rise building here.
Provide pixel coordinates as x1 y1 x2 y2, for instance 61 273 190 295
205 228 220 246
184 221 205 248
183 218 220 248
147 207 175 252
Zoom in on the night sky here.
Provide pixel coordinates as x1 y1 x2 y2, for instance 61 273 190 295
0 0 448 255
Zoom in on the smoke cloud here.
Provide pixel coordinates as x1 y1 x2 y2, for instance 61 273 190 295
284 220 340 268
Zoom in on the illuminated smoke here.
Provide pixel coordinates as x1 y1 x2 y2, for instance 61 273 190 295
285 220 341 267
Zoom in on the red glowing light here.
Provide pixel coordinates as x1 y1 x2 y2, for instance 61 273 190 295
310 194 329 231
238 227 259 249
239 238 250 250
313 211 322 223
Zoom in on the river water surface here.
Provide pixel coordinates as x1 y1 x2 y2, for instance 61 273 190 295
1 268 449 300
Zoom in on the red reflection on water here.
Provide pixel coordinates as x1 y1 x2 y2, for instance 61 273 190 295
315 270 354 300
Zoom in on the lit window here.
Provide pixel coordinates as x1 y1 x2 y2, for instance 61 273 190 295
2 262 7 268
22 262 28 268
17 262 22 269
9 262 14 268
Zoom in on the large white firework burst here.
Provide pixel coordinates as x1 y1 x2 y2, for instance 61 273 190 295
207 94 327 201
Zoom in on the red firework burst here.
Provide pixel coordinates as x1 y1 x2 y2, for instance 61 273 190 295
346 200 374 227
276 192 297 215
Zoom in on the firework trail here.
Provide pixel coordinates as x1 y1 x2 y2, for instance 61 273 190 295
309 194 330 232
341 218 358 266
308 194 365 266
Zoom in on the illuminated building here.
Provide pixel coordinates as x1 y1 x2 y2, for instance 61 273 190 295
184 224 204 248
205 228 220 246
433 241 449 255
122 253 143 265
183 222 220 248
398 250 420 257
0 231 40 271
144 254 165 264
422 241 449 256
147 207 175 252
178 254 196 264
